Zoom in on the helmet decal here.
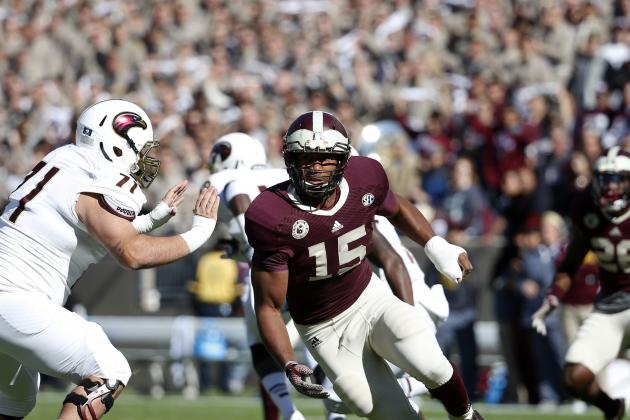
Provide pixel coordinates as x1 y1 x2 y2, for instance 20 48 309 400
113 112 148 150
211 142 232 167
99 142 113 162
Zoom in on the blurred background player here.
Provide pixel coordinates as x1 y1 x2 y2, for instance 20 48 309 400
0 99 219 420
206 132 303 420
532 146 630 420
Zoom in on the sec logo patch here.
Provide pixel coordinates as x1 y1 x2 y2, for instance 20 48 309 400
362 193 375 207
292 219 309 239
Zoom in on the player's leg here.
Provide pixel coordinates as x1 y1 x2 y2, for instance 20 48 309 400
0 292 130 420
368 282 480 420
243 281 303 420
563 310 628 419
296 282 418 420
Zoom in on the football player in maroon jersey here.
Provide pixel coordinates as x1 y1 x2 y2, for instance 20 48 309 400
532 146 630 420
245 111 482 420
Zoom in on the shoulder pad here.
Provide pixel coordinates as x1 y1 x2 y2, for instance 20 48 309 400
83 170 147 221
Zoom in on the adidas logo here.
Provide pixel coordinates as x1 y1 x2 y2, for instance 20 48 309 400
610 227 622 237
310 336 322 348
331 220 344 233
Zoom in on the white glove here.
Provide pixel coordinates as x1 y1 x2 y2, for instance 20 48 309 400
424 236 466 287
531 295 559 336
285 361 329 399
132 202 174 233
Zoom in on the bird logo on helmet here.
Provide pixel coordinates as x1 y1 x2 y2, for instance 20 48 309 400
592 146 630 217
282 111 351 199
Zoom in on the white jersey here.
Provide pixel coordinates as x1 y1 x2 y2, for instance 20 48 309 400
374 215 449 323
0 145 146 305
209 168 288 262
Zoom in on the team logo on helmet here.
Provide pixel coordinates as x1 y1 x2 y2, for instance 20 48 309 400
362 193 375 207
584 213 599 229
292 219 309 239
113 112 147 140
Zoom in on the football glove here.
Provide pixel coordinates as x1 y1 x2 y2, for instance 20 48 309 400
285 361 329 399
531 295 559 336
424 236 467 287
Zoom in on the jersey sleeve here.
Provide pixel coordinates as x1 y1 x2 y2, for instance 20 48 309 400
364 157 398 217
224 179 260 204
82 171 147 221
245 194 293 271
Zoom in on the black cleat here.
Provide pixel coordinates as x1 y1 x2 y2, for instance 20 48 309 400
605 398 625 420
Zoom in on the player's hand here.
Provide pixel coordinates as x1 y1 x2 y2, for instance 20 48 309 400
531 296 558 336
193 187 219 220
425 236 472 287
285 362 329 399
161 180 188 215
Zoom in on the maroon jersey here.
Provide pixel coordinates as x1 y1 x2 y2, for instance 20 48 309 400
245 156 398 324
559 189 630 312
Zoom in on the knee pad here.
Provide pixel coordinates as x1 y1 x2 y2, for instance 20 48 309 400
333 373 373 417
63 378 123 420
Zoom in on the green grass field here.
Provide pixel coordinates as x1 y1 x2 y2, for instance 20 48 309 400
27 391 604 420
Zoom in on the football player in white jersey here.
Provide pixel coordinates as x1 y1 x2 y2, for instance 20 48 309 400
0 99 219 420
207 133 305 420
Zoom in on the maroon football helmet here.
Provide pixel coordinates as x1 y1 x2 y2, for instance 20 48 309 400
283 111 351 199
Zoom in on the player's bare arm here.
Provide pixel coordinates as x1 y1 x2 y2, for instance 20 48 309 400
228 193 252 216
76 187 219 269
251 268 296 366
387 192 473 284
252 267 329 399
368 228 414 305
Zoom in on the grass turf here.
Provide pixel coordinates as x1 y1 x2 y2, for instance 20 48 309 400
27 391 604 419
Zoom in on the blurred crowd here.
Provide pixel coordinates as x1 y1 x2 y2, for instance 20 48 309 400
2 0 630 405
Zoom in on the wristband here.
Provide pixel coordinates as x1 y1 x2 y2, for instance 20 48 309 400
132 202 172 233
179 215 217 252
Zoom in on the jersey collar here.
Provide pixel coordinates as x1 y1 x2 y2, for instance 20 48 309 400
287 178 349 216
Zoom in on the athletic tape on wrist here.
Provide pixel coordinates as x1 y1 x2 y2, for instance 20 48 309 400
132 202 171 233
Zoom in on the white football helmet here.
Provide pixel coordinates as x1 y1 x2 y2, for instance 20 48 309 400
593 146 630 216
209 132 267 173
76 99 160 188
